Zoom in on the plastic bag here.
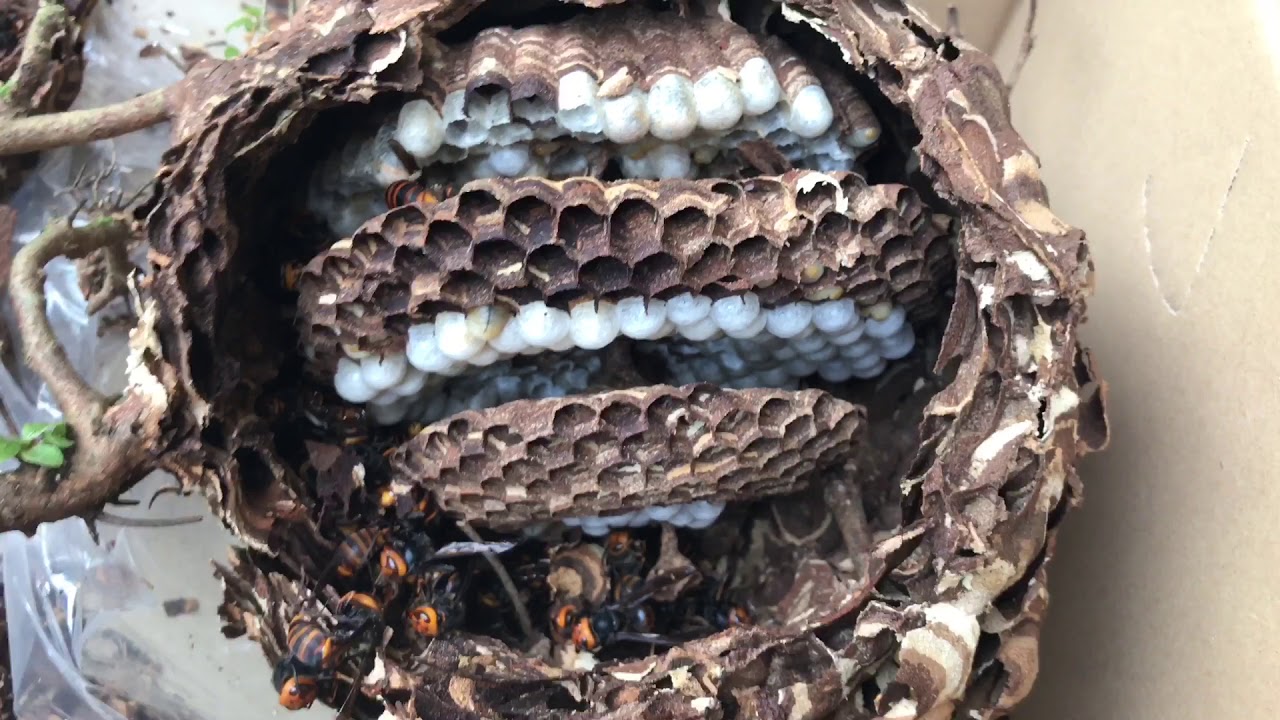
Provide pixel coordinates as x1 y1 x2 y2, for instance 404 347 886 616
0 1 288 717
0 521 214 720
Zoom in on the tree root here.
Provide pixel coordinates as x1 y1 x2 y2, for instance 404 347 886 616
0 215 162 534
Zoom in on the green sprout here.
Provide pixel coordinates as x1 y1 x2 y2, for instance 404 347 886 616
223 5 266 60
0 422 74 469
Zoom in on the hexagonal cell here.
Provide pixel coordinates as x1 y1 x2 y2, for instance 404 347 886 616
381 204 430 238
424 220 474 270
440 270 495 307
579 256 633 297
470 238 527 280
552 402 598 437
558 204 610 261
631 252 681 296
504 195 556 245
455 189 502 224
660 207 714 263
757 397 794 432
525 244 577 294
685 243 731 289
599 401 644 434
796 180 839 218
782 415 817 446
501 458 545 486
610 198 662 265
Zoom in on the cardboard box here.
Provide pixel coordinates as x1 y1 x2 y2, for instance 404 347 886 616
912 1 1280 717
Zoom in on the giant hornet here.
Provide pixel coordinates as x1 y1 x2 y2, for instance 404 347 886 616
384 178 453 209
406 565 469 638
273 592 384 711
547 541 681 653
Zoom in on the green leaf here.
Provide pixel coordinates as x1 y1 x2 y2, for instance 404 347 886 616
0 82 12 100
242 5 264 17
0 438 22 462
21 422 56 442
19 443 65 468
225 17 255 33
41 431 73 449
224 45 242 59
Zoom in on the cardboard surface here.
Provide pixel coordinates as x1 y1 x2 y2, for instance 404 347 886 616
981 1 1280 718
910 0 1016 53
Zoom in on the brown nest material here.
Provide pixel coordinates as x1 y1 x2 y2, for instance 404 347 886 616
53 0 1113 717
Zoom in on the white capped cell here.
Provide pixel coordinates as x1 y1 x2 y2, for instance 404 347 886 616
718 350 748 376
517 301 572 348
694 69 745 131
394 99 445 161
334 358 378 404
557 70 604 134
610 511 637 528
581 518 610 537
792 333 829 355
765 302 814 339
618 153 654 179
829 325 867 347
360 353 407 392
493 375 524 403
851 125 882 148
787 85 835 139
562 516 582 528
489 122 535 146
758 366 791 387
569 301 621 350
616 297 668 339
489 319 528 354
627 512 649 527
723 310 767 339
409 322 455 371
739 56 783 115
436 311 487 361
773 345 798 361
803 344 839 362
394 369 428 397
548 332 577 353
370 398 409 425
785 357 819 378
469 345 502 366
667 293 713 326
865 305 907 338
813 298 859 335
465 306 511 342
648 505 680 522
648 144 693 179
877 327 916 360
668 505 695 528
678 316 721 342
488 144 531 176
646 74 698 141
842 338 879 360
600 88 650 144
818 359 858 383
851 358 887 379
850 352 887 372
710 293 761 334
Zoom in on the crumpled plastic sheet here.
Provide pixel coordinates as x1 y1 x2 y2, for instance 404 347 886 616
0 2 268 719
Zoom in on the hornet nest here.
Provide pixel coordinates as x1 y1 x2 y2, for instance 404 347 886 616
87 0 1110 717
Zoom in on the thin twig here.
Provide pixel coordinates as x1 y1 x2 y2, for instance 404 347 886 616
1006 0 1038 92
456 521 535 644
96 511 204 527
0 88 171 157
